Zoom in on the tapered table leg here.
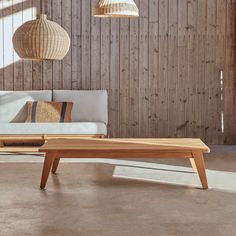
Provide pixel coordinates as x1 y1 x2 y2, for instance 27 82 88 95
40 152 56 189
190 158 197 173
52 158 60 174
192 150 208 189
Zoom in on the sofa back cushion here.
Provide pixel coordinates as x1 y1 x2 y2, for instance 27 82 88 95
0 90 52 123
53 90 108 124
25 101 73 123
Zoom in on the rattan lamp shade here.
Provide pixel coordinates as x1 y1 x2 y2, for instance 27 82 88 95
13 14 70 60
92 0 139 18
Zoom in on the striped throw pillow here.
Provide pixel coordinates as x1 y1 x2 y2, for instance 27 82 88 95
25 101 73 123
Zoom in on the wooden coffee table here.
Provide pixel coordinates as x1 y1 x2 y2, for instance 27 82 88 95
39 138 210 190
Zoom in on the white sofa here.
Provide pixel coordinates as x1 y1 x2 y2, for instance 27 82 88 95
0 90 108 147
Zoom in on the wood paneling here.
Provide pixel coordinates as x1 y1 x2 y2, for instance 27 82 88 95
0 0 236 144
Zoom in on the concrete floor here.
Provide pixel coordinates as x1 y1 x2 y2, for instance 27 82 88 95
0 146 236 236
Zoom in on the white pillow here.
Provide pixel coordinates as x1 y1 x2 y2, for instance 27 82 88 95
53 90 108 124
0 90 52 123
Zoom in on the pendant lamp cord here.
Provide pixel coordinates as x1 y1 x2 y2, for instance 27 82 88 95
40 0 44 14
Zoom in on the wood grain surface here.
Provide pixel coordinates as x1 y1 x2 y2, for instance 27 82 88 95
0 0 235 144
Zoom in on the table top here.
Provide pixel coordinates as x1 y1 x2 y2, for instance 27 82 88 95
39 138 210 153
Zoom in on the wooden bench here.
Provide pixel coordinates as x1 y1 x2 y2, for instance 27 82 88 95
39 138 210 190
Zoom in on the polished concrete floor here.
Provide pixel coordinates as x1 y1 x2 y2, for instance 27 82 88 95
0 146 236 236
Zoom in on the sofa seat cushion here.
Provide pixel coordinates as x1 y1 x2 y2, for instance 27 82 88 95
0 123 107 135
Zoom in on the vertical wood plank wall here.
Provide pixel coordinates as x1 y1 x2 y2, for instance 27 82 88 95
0 0 235 144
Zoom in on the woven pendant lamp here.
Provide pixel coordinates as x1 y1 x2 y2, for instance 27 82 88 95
92 0 139 18
13 1 70 60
